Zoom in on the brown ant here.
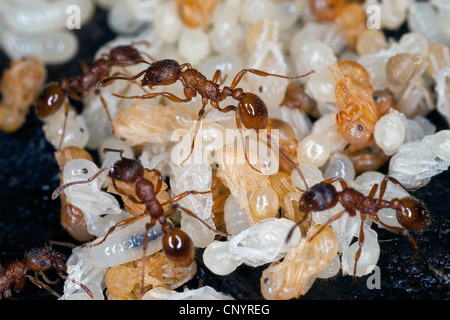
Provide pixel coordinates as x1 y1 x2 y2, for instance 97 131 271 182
97 59 314 171
52 148 230 292
0 241 93 299
35 44 151 149
283 172 443 283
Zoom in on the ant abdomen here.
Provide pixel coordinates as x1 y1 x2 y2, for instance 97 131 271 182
300 183 339 212
142 59 181 86
391 197 428 231
162 228 194 267
237 92 268 130
36 84 65 118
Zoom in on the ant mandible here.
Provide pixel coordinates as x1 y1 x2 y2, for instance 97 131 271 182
52 148 230 289
0 241 93 299
284 173 430 283
35 43 151 150
97 58 314 170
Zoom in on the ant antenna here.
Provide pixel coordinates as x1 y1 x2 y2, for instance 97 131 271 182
102 147 125 158
266 134 309 189
52 165 113 200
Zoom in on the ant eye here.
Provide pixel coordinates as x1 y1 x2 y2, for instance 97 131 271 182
357 125 363 131
115 174 121 180
156 76 163 83
82 168 88 174
264 277 269 284
40 260 46 266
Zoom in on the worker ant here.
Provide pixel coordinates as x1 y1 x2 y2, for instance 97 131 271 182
0 241 93 299
35 43 151 149
284 172 440 283
97 58 314 171
52 148 230 292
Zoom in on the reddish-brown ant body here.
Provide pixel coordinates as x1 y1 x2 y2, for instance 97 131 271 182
35 44 150 149
0 242 93 299
52 148 229 270
98 59 314 168
286 174 430 282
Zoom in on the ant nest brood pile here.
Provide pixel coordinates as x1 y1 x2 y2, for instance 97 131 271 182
4 0 448 300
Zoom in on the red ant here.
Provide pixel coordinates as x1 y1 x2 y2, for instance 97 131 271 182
97 58 314 171
0 241 93 299
35 44 151 149
52 148 230 292
283 170 444 283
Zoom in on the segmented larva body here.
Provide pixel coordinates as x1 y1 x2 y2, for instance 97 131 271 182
329 61 379 147
260 225 338 300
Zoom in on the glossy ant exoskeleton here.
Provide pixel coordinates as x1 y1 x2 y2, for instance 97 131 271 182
97 58 314 170
35 44 151 149
285 174 432 282
0 241 93 299
52 148 229 291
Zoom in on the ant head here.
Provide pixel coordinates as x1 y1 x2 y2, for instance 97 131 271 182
301 182 338 212
161 227 194 267
110 158 144 183
24 247 66 272
237 92 269 130
109 45 142 62
36 83 66 118
142 59 181 87
336 114 372 146
390 197 428 231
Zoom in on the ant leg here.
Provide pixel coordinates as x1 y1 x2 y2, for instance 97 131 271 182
98 69 148 87
229 68 315 90
146 168 163 194
212 69 228 86
181 101 208 166
25 275 61 298
170 203 231 237
58 97 70 150
285 208 311 243
378 176 422 205
89 213 148 247
162 190 213 206
140 219 157 296
112 91 192 104
322 177 349 190
95 89 115 136
309 209 346 241
234 108 263 173
352 214 367 284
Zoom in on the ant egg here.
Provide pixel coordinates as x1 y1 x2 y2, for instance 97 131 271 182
3 0 94 35
316 253 340 279
296 41 337 76
240 0 270 25
426 43 450 80
177 28 210 66
432 130 450 162
42 107 89 150
203 240 241 275
407 1 442 44
290 163 324 191
154 1 183 44
209 0 244 55
342 224 380 277
398 32 429 57
321 152 355 182
142 285 235 300
374 109 406 156
356 29 388 56
297 133 331 167
224 194 252 235
181 214 216 248
176 0 216 29
248 186 280 222
2 29 78 64
305 67 337 103
435 66 450 124
307 0 346 22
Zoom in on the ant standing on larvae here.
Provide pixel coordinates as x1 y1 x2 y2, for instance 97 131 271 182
52 148 229 291
0 241 93 299
97 58 314 169
284 168 448 284
35 43 152 149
